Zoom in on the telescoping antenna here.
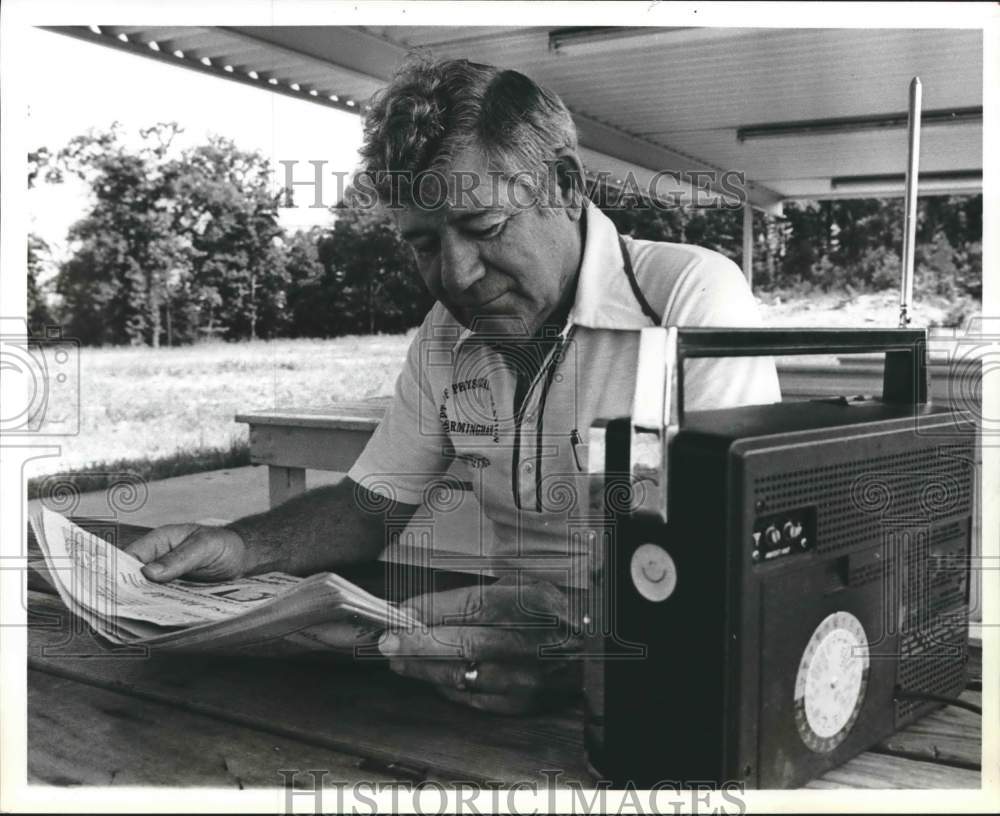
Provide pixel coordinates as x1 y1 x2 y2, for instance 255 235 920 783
899 77 922 328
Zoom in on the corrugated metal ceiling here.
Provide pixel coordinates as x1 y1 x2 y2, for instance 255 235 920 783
48 24 983 208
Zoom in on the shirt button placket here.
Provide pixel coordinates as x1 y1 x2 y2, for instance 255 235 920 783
520 411 538 508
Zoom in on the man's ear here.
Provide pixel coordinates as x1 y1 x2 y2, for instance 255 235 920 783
552 148 586 221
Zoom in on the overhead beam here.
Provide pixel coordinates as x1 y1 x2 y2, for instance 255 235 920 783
775 177 983 201
831 169 982 190
738 107 983 141
779 169 985 201
549 26 761 54
574 111 785 214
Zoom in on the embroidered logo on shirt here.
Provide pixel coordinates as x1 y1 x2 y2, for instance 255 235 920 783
440 379 500 444
451 377 490 394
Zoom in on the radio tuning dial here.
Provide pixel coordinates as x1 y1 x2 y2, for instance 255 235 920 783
794 611 870 753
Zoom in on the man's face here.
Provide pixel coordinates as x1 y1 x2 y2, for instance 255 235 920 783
394 146 583 338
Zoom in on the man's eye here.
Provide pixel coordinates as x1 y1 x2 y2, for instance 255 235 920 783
469 220 507 240
411 241 438 258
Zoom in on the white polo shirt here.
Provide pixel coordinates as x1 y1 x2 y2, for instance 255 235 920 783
349 201 781 585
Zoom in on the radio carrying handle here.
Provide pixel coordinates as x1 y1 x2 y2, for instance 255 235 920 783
626 327 928 523
672 327 928 419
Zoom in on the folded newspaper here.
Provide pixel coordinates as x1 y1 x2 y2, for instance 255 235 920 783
28 508 419 656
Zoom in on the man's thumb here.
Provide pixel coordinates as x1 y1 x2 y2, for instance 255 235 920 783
140 536 201 582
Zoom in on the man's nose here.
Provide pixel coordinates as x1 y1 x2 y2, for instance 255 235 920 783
439 231 485 297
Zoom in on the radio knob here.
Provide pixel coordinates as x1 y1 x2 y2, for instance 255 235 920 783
766 526 782 547
783 520 803 540
629 543 677 602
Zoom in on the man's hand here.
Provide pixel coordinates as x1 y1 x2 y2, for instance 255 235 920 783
378 576 583 715
124 524 249 583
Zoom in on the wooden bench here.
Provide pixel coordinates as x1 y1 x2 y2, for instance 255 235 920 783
235 361 973 508
234 370 898 509
236 399 392 507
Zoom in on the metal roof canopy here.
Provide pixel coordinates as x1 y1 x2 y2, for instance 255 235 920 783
48 25 984 217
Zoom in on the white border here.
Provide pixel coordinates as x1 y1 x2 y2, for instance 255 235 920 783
1 1 997 813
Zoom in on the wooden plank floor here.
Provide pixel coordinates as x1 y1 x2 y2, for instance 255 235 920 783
804 752 980 789
803 690 981 789
877 691 981 768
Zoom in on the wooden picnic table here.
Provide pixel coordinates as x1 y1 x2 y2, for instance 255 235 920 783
27 520 981 790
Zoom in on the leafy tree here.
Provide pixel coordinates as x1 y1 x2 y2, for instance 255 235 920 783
594 189 981 323
33 121 982 343
596 190 689 244
317 205 433 335
593 181 743 262
27 150 57 334
49 126 288 344
53 124 185 344
283 227 330 338
28 146 62 188
176 137 287 340
27 234 54 333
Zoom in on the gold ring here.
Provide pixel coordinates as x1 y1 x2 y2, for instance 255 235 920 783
459 661 479 691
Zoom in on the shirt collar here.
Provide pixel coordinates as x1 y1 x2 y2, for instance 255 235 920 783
452 199 649 352
566 199 652 331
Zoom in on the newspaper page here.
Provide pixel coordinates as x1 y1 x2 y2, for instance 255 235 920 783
28 508 421 654
30 507 300 626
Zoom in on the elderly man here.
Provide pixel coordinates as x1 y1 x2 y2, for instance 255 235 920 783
127 57 780 713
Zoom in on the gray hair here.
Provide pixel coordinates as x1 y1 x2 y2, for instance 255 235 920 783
357 55 579 207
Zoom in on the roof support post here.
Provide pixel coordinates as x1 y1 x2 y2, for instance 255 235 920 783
742 202 754 291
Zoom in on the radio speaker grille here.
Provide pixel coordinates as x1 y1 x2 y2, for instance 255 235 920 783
895 522 970 720
754 445 973 556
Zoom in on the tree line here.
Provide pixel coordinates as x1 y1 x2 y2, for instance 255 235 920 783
598 184 981 313
28 125 982 345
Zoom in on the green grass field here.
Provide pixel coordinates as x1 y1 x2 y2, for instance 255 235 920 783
24 290 967 489
24 332 415 484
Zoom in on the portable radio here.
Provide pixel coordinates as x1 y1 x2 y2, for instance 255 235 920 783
583 328 974 789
